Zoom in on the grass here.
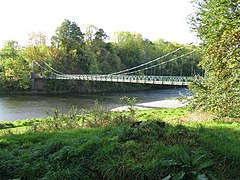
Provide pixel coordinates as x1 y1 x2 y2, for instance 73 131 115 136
0 106 240 179
137 107 188 122
0 107 187 135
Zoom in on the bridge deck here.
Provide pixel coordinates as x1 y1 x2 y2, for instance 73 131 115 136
43 74 192 86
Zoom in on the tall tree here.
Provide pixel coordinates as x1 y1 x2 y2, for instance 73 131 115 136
23 32 52 76
92 28 121 73
51 19 85 73
190 0 240 117
24 32 50 62
113 32 148 69
0 40 18 77
0 41 30 90
83 26 121 74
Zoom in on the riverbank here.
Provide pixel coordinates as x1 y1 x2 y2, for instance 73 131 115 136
0 107 240 179
111 99 188 111
0 81 158 95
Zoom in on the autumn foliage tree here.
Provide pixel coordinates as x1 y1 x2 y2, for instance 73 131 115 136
190 0 240 117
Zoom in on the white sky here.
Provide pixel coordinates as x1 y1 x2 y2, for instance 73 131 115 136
0 0 198 48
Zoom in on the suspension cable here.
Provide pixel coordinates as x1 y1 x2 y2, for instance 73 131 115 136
33 61 46 71
123 50 196 75
33 60 64 75
42 61 65 75
109 46 185 75
32 43 196 77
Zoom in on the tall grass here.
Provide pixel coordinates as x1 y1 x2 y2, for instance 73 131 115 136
0 99 240 179
28 100 138 132
0 120 220 179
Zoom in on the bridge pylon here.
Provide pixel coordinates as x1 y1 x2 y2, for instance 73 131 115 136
31 61 44 90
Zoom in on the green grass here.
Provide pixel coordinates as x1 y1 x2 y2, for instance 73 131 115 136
137 107 188 122
0 107 240 179
0 107 187 135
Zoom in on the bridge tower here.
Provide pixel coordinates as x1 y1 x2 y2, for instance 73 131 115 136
31 61 44 90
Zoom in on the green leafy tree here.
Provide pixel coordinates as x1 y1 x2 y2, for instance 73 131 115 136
24 32 51 63
51 19 86 73
23 32 52 76
0 40 18 76
84 26 121 74
93 28 121 73
0 41 30 90
190 0 240 117
113 32 148 69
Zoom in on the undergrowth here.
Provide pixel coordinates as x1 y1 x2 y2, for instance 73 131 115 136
0 120 220 180
0 100 240 179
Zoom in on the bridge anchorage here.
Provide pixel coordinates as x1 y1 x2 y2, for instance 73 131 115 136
31 46 199 89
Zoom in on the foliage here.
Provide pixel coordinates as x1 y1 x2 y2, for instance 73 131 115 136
0 120 214 179
189 0 240 117
0 19 201 92
160 150 215 180
0 106 187 133
0 41 30 90
24 32 51 63
30 107 82 132
119 96 138 121
27 97 138 131
112 31 148 68
81 100 113 128
51 19 86 73
1 106 240 179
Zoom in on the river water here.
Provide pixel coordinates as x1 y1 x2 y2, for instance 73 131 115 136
0 88 189 121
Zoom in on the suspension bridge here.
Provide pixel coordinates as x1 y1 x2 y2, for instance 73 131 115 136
31 46 198 88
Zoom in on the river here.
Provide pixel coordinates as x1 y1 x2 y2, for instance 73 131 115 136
0 87 189 121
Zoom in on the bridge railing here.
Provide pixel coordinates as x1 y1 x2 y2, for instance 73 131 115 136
43 73 193 86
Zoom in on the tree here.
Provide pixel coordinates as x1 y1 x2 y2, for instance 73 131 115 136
24 33 50 62
51 19 85 73
0 41 30 90
112 32 148 69
23 32 53 77
190 0 240 117
83 26 121 74
92 28 121 74
84 25 108 45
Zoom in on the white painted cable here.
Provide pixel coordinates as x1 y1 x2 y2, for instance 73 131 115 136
124 50 196 75
109 46 185 75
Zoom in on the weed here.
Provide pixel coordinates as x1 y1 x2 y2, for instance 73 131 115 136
83 100 113 128
160 150 215 180
1 106 240 179
120 96 138 122
30 106 82 132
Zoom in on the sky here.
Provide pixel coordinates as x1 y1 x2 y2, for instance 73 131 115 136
0 0 198 48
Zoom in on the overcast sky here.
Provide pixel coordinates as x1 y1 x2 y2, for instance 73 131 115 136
0 0 198 47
